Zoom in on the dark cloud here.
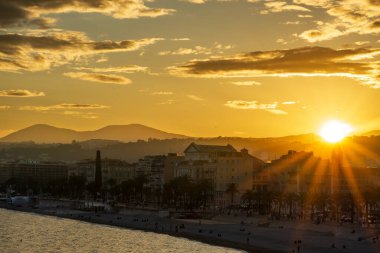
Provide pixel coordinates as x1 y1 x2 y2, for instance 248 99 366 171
0 1 30 27
19 103 109 111
369 0 380 6
0 89 45 97
74 65 149 73
0 0 174 28
169 46 380 88
64 72 131 84
0 31 160 72
371 20 380 28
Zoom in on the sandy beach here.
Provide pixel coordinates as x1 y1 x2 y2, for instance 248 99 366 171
1 203 380 253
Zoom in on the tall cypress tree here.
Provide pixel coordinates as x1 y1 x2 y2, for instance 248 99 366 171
95 150 102 195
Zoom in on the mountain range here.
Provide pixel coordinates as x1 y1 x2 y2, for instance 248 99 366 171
1 124 380 166
0 124 187 143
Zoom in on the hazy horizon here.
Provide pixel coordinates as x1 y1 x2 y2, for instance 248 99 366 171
1 1 380 138
0 122 335 140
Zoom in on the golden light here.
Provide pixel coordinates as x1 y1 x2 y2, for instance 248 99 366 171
319 120 353 143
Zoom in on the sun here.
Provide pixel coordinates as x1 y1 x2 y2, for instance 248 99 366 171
319 120 353 143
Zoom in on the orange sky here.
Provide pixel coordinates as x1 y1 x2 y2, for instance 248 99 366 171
1 0 380 137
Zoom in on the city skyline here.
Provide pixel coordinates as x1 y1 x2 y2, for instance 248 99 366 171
1 0 380 138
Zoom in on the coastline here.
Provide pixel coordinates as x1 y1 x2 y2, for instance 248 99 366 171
2 204 380 253
0 205 280 253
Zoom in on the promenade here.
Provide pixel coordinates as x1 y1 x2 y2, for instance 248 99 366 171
2 202 380 253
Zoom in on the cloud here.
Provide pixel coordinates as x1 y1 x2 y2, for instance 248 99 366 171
159 42 232 56
159 46 212 56
171 38 191 41
298 26 344 43
151 91 173 95
19 103 109 111
187 94 204 101
282 101 297 105
169 46 380 88
0 0 175 28
225 100 287 114
74 65 149 73
230 81 261 86
96 56 108 63
298 14 313 18
64 72 131 85
160 99 175 105
294 0 380 42
0 105 11 110
62 111 99 119
0 89 45 97
185 0 207 4
276 38 288 45
284 21 302 25
354 41 370 46
260 1 310 15
0 31 161 72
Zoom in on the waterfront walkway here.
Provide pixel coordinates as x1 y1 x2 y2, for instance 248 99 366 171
2 204 380 253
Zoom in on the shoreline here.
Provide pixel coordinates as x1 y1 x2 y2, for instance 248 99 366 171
0 205 281 253
2 204 380 253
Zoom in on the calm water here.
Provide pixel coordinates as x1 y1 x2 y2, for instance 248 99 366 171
0 209 242 253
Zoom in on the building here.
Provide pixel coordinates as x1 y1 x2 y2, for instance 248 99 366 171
68 158 136 186
175 160 216 182
136 155 167 190
254 150 380 196
180 143 265 207
255 150 331 194
164 153 185 183
0 160 68 184
0 162 15 184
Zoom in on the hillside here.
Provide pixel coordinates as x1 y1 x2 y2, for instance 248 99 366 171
0 124 187 143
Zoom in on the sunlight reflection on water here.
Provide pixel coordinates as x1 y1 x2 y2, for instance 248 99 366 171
0 209 242 253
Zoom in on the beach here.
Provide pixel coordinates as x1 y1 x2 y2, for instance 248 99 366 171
1 203 379 253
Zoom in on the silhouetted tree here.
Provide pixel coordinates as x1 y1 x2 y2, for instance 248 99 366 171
226 183 238 208
68 175 86 199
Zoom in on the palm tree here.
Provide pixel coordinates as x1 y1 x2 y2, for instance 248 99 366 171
226 183 239 208
242 189 255 209
362 188 377 227
68 175 86 199
272 191 285 218
295 192 306 220
194 179 214 209
120 179 134 204
331 192 343 223
134 175 148 203
285 192 298 218
162 176 192 209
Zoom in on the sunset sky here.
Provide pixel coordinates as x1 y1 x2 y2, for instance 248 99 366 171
1 0 380 138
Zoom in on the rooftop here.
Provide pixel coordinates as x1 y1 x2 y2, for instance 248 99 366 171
184 142 238 153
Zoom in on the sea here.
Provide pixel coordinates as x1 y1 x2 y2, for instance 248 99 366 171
0 208 242 253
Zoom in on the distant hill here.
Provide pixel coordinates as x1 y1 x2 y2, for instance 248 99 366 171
0 124 187 143
1 133 380 167
0 133 321 163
